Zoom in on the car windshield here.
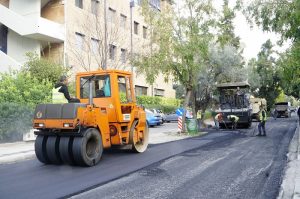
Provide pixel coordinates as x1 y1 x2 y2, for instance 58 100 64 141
146 110 154 117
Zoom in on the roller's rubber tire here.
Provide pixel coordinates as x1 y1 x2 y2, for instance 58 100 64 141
130 120 149 153
59 136 75 165
72 128 103 167
35 135 50 164
46 136 62 164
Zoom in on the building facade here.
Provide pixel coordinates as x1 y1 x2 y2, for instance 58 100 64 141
0 0 175 98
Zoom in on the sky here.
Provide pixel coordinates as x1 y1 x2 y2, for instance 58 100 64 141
233 9 288 61
175 0 291 62
223 1 291 61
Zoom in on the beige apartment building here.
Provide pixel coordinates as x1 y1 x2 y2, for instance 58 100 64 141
0 0 175 98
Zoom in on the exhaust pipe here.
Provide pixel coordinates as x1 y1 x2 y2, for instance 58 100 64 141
89 80 93 106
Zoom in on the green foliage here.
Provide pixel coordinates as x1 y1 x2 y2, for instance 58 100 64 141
137 95 162 105
119 92 127 103
136 95 181 113
278 41 300 98
249 40 281 110
217 0 241 48
0 71 52 106
144 104 178 114
243 0 300 99
244 0 299 41
275 89 286 103
23 52 67 86
0 103 33 142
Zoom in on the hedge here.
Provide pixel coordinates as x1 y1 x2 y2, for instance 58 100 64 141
0 103 33 142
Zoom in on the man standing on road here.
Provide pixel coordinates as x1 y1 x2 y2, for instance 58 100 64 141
297 107 300 123
197 110 202 131
227 115 239 130
257 105 267 136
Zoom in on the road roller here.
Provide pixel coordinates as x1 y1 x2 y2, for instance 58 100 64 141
33 70 148 166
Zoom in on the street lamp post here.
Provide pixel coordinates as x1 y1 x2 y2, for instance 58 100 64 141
103 0 107 69
130 0 134 74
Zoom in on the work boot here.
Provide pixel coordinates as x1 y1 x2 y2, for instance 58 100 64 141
256 134 262 136
262 134 266 136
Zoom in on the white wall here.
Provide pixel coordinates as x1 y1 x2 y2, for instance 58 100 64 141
0 50 21 72
9 0 40 20
7 31 40 65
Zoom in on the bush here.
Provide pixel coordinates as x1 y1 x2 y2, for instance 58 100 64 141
136 95 181 113
23 52 67 86
0 71 52 106
0 70 52 142
0 103 33 142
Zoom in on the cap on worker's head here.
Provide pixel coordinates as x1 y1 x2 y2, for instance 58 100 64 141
59 75 67 82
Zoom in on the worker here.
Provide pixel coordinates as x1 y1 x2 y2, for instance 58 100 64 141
297 107 300 123
53 75 80 103
214 113 223 130
227 115 239 130
257 105 267 136
197 110 202 131
272 108 278 120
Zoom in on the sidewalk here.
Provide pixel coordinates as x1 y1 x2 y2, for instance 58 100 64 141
278 122 300 199
0 127 209 164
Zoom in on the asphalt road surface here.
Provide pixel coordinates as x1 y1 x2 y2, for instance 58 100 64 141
0 117 297 199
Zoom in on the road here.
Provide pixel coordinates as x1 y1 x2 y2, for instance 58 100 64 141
0 117 297 199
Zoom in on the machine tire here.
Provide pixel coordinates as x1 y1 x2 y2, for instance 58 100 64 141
46 136 62 164
35 135 50 164
59 136 75 165
72 128 103 167
129 120 149 153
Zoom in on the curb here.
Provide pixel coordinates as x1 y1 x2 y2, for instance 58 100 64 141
293 122 300 199
278 122 299 199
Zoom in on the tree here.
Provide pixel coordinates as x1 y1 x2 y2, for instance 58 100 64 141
23 52 67 86
277 41 300 98
135 0 216 132
249 40 281 110
217 0 241 49
243 0 300 98
195 44 246 119
67 10 131 71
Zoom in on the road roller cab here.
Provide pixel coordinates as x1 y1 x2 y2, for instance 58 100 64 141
33 70 148 166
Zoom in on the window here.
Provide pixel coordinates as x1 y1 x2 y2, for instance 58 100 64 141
75 0 83 9
154 88 164 96
143 26 147 39
91 38 99 55
118 76 132 103
91 0 99 15
134 21 139 35
75 32 85 50
109 44 116 60
108 8 116 23
120 14 127 29
135 86 148 96
80 75 111 98
120 48 126 63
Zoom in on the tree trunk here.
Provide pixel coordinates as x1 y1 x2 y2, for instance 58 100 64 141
181 88 192 133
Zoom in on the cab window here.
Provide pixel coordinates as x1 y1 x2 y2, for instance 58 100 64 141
118 76 132 103
80 75 111 98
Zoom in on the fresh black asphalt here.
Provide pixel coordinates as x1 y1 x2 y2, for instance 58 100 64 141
0 117 297 199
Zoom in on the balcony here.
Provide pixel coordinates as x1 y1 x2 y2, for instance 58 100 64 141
0 4 64 43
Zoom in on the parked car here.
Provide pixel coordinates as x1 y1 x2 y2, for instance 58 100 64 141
165 112 179 122
165 109 193 123
151 109 166 123
145 109 162 127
